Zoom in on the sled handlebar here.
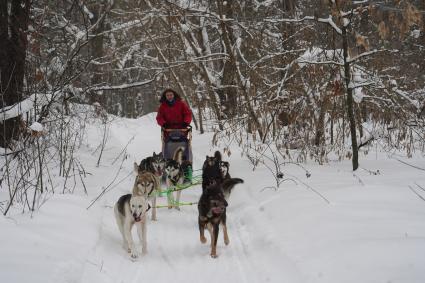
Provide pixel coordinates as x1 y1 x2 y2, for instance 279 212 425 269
162 126 192 132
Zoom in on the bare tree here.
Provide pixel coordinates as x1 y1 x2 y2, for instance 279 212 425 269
0 0 31 148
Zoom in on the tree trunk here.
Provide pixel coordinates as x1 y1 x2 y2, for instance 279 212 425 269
217 0 238 118
314 102 326 156
88 2 108 105
0 0 31 148
196 95 204 134
342 26 359 171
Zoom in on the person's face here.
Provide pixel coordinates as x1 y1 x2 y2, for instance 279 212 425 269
165 92 174 101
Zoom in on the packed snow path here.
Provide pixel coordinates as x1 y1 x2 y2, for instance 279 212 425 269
79 115 305 283
1 114 425 283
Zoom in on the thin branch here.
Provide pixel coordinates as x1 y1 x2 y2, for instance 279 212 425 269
408 185 425 202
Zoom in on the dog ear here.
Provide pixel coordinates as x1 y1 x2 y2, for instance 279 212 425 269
134 162 140 174
214 151 222 161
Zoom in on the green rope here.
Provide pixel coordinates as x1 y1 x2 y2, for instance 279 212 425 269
153 201 198 209
153 174 202 197
150 171 203 209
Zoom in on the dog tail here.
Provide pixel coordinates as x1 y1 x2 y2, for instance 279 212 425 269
174 146 185 164
214 150 222 161
222 177 244 192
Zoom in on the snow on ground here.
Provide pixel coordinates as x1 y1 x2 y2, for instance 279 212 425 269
1 113 425 283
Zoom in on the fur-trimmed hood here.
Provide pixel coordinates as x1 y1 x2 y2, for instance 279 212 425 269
159 88 182 103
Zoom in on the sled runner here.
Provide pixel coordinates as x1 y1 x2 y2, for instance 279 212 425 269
161 126 193 182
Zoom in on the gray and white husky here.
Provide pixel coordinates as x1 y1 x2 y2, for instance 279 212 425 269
133 162 161 220
164 147 185 210
138 152 165 178
114 194 150 259
136 152 165 219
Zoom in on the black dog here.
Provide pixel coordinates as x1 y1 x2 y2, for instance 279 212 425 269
197 178 243 258
203 151 243 200
202 151 223 191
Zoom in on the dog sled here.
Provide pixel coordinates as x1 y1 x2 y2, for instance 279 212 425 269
161 126 193 183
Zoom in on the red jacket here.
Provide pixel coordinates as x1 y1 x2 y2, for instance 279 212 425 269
156 99 192 128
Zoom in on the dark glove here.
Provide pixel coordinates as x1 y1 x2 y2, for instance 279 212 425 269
163 123 169 128
182 122 189 128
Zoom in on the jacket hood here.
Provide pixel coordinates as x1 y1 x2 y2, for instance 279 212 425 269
159 88 182 103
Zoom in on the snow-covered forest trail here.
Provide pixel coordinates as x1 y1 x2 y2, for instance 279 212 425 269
2 113 425 283
76 114 306 283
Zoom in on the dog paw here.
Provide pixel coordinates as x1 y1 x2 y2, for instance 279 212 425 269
142 248 148 255
151 217 157 221
200 236 207 244
224 239 230 245
210 253 218 258
174 206 180 211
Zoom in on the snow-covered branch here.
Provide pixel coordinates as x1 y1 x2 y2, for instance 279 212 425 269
88 76 158 91
348 49 398 63
297 59 344 66
0 92 60 121
264 15 342 35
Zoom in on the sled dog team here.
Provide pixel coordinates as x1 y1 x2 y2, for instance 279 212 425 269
114 149 244 259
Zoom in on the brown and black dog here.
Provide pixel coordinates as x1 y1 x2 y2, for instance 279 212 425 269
197 178 243 258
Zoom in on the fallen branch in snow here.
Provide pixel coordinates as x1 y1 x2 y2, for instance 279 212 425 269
111 135 135 165
352 173 365 186
408 185 425 202
261 178 298 192
261 186 279 192
287 173 331 205
86 171 132 210
415 183 425 193
87 154 131 210
395 158 425 172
